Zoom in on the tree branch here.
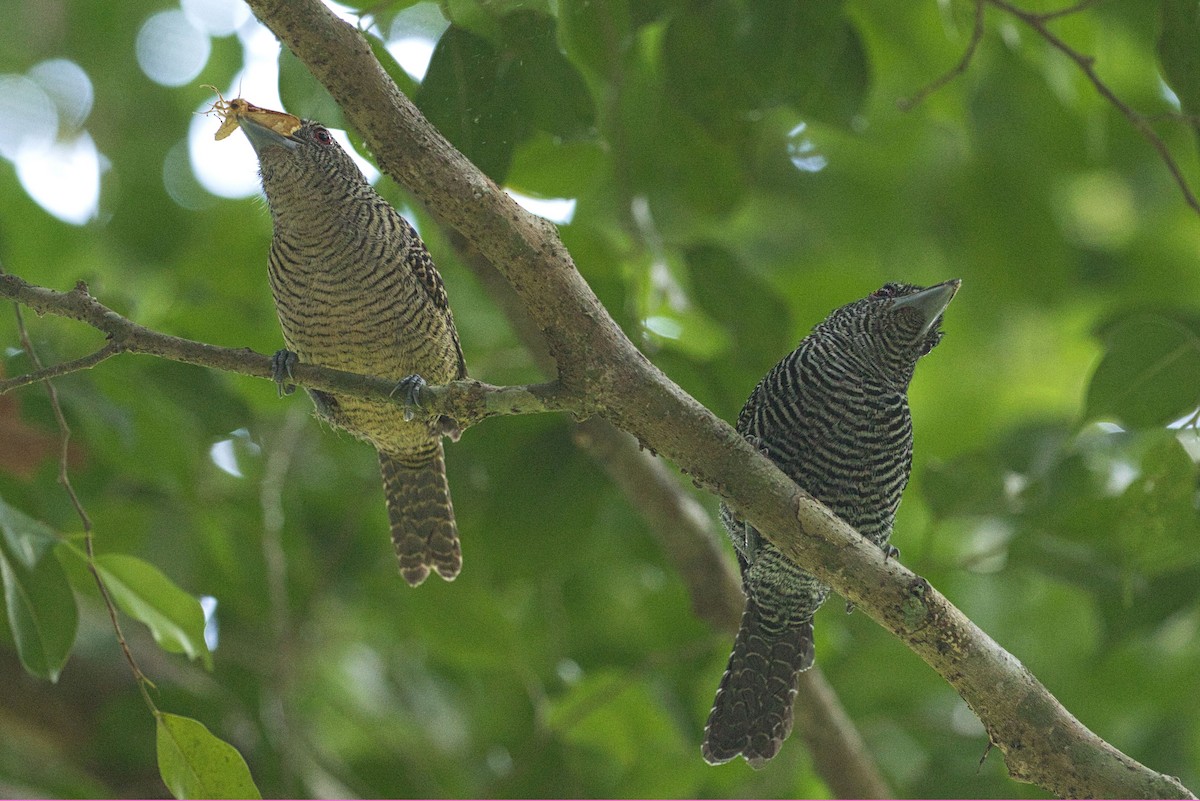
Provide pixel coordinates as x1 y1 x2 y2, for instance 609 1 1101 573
230 1 1196 796
0 269 570 425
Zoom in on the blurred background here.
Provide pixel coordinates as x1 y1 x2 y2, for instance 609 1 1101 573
2 0 1200 796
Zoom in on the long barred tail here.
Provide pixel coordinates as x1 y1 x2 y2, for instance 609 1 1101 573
701 598 815 768
378 445 461 586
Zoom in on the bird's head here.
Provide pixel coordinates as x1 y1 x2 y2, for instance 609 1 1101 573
238 114 371 203
817 279 960 382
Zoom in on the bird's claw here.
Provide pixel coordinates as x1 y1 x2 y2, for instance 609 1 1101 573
271 349 298 397
392 374 427 422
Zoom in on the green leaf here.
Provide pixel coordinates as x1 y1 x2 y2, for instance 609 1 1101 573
0 498 78 681
744 0 868 125
497 11 596 141
1115 431 1200 575
558 0 631 83
156 712 261 800
366 28 419 100
278 47 347 130
507 131 606 197
94 554 213 670
1084 315 1200 428
442 0 552 39
0 494 61 567
415 25 525 180
416 13 595 181
661 0 868 131
545 671 694 794
1158 0 1200 144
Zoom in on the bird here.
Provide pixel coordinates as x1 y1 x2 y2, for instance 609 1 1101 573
229 104 467 587
701 279 960 768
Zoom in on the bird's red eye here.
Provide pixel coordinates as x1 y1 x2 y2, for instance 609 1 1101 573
313 127 334 146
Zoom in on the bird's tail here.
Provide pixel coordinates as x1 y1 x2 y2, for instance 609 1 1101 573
378 445 461 586
701 598 814 768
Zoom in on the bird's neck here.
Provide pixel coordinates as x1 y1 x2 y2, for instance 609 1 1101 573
265 182 362 241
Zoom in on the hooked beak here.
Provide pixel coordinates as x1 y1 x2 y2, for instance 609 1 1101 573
239 116 299 155
892 279 961 338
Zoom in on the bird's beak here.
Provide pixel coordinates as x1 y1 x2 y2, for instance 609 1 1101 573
893 279 961 337
239 116 299 155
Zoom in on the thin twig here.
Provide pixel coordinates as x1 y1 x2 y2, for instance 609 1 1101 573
11 304 157 711
898 0 1200 217
988 0 1200 215
898 0 986 111
0 342 119 393
1034 0 1105 22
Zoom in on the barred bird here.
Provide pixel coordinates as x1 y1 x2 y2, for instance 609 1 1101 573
236 110 467 586
702 280 960 767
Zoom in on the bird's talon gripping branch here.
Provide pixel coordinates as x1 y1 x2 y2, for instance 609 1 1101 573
392 374 427 421
270 349 299 397
884 544 901 563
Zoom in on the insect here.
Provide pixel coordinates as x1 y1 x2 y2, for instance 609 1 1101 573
201 85 301 141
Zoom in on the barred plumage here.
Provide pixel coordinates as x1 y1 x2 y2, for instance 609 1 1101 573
240 114 466 586
702 280 959 768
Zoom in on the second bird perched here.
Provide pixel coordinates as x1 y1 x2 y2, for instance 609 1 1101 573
215 97 467 587
702 279 960 768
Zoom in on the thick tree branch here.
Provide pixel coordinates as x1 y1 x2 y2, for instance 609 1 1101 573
230 2 1196 796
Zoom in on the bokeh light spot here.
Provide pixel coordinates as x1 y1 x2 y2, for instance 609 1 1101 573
136 10 211 87
181 0 251 37
27 59 93 131
0 74 57 161
16 133 102 225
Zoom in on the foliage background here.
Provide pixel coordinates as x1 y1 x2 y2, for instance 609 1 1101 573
3 0 1200 797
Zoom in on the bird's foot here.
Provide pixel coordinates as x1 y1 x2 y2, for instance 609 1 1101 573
846 600 855 615
392 374 427 422
270 349 298 397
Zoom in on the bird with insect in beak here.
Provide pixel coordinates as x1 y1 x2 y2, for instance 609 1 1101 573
210 93 468 587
